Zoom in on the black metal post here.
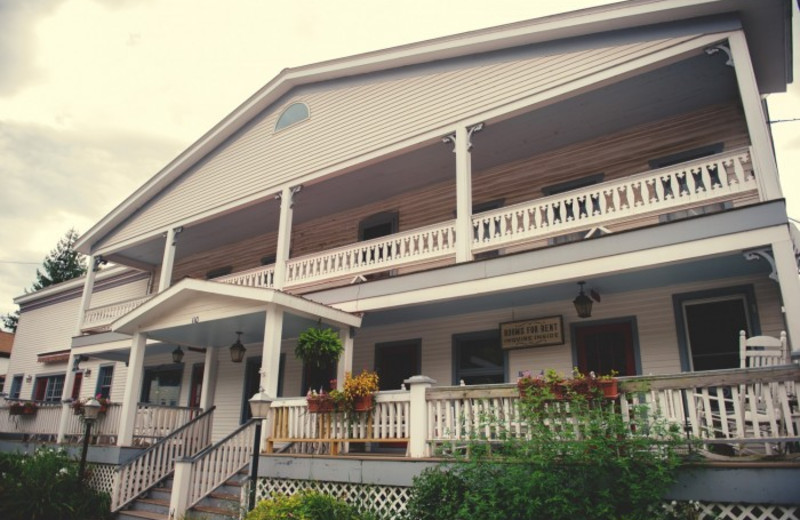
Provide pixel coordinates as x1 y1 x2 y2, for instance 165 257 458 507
78 420 93 480
248 420 262 512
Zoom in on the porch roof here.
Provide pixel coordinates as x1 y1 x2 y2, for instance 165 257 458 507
112 278 362 343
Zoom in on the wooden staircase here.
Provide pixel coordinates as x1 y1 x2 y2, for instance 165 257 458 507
116 469 248 520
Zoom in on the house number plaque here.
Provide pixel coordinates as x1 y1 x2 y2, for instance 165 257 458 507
500 316 564 349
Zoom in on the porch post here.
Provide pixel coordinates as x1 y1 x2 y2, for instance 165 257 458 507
56 351 78 443
446 124 482 263
158 226 182 292
771 237 800 353
199 347 218 411
75 255 99 334
726 32 782 201
336 327 354 389
260 304 284 397
117 332 147 446
405 375 435 458
273 186 300 290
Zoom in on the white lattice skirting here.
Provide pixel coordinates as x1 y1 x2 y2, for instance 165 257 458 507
256 478 798 520
256 478 410 519
86 463 116 497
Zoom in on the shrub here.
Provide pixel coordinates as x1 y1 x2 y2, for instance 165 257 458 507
0 447 112 520
405 384 685 520
245 489 376 520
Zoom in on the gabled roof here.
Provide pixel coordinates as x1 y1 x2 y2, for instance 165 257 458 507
76 0 792 254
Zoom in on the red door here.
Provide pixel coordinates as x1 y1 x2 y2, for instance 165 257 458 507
189 364 204 408
576 322 636 377
71 372 83 400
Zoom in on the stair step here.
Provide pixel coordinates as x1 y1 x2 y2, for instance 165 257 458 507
129 497 170 515
210 491 240 501
191 504 240 518
116 509 168 520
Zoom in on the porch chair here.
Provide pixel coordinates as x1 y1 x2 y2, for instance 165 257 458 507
735 330 796 455
739 330 789 368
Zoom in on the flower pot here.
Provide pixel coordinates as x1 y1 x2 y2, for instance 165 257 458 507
9 407 22 416
307 399 321 413
598 379 619 399
318 398 335 413
353 394 374 412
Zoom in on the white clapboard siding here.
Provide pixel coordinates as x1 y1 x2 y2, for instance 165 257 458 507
98 34 704 250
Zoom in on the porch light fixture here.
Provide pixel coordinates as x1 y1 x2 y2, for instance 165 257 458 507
79 397 102 480
230 332 246 363
573 281 593 319
171 346 185 364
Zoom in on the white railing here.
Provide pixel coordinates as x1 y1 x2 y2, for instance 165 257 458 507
82 295 153 332
425 365 799 457
0 401 63 441
620 365 799 456
266 391 411 454
286 221 457 286
63 403 123 444
472 147 754 252
111 407 214 512
217 264 275 289
133 403 200 446
174 419 257 515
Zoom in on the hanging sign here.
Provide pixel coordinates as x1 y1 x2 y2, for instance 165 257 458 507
500 316 564 349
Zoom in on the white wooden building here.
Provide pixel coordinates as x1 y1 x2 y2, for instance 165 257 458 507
2 1 799 518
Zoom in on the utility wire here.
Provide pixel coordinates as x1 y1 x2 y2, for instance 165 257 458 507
0 261 39 265
769 118 800 124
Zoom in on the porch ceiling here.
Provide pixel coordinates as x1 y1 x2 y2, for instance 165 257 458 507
359 250 773 328
108 52 738 268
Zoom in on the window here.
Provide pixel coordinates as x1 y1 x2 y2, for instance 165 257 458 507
206 266 233 279
141 365 183 406
541 173 605 197
275 102 309 131
648 143 723 170
8 375 23 399
33 374 65 402
95 365 114 399
359 211 398 241
375 339 421 391
453 330 506 385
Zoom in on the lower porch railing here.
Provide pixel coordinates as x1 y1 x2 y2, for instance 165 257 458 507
111 406 215 512
0 400 63 441
266 391 411 455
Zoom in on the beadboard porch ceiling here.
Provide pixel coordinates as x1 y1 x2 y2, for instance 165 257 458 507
108 52 738 268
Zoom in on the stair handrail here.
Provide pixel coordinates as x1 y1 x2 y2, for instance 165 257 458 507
176 418 258 513
111 406 215 512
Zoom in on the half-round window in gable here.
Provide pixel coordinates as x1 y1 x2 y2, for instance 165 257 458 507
275 102 309 131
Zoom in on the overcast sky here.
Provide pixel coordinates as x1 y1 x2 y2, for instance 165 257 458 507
1 0 798 321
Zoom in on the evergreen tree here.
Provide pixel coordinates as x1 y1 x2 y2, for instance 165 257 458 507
1 228 87 332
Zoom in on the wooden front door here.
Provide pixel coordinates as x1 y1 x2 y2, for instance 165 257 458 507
575 321 636 377
189 364 203 408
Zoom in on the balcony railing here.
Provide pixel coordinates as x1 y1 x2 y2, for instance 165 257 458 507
263 365 798 460
81 148 757 326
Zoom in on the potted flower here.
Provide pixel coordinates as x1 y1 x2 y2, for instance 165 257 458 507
71 399 84 415
591 370 619 399
94 394 110 414
295 327 344 368
343 369 379 412
9 401 37 416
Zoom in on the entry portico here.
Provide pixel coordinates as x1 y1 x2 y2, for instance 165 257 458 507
109 278 362 447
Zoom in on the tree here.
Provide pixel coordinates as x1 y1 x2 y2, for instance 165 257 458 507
1 228 87 332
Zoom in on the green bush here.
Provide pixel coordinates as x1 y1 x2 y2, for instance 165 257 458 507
245 489 376 520
405 388 686 520
0 447 112 520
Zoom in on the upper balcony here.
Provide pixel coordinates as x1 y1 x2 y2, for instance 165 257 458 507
80 144 757 332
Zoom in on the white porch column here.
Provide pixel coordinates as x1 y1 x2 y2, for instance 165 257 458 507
446 123 483 263
336 327 354 389
726 32 782 201
118 332 147 446
771 238 800 353
158 226 182 292
199 347 218 411
259 304 284 397
75 255 98 334
273 186 301 290
56 352 79 443
405 375 435 458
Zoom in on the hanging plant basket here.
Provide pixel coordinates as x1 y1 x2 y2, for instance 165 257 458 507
295 327 344 369
597 379 619 399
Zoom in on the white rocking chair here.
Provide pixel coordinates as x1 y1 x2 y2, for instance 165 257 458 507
739 330 789 368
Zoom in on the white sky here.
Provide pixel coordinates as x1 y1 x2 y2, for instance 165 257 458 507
0 0 798 320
